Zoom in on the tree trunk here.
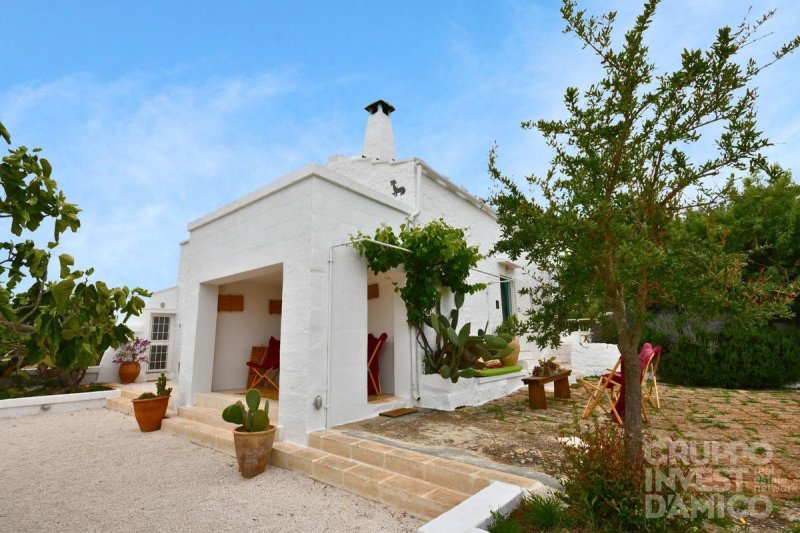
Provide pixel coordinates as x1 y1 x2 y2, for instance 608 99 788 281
613 302 644 463
620 342 643 461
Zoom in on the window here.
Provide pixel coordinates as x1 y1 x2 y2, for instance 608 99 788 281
148 315 170 372
500 277 513 322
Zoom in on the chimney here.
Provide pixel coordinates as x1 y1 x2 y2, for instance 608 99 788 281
362 99 396 161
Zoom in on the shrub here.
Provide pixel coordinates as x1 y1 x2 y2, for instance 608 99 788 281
591 313 619 344
487 493 572 532
520 493 571 531
646 314 800 388
495 315 525 337
486 510 523 533
555 420 699 532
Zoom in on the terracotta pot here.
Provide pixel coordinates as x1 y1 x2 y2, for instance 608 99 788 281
118 361 141 384
131 395 170 432
232 425 277 478
500 337 521 367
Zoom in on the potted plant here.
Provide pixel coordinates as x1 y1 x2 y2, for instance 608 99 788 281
494 316 523 366
221 389 276 478
131 373 172 432
532 356 562 377
112 337 150 383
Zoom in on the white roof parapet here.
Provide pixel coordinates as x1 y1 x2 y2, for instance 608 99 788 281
186 163 412 232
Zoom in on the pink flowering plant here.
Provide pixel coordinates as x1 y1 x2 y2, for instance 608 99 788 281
112 337 151 364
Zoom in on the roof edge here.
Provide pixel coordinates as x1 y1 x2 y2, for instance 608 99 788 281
187 163 413 232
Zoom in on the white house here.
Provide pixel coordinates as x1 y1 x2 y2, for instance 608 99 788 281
101 100 550 446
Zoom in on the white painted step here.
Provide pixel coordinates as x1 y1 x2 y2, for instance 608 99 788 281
161 416 235 456
194 392 279 422
177 405 238 431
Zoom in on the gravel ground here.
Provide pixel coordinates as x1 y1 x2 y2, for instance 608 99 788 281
0 408 422 533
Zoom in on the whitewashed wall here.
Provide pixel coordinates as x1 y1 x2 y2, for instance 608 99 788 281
327 156 417 210
310 176 410 429
96 287 178 384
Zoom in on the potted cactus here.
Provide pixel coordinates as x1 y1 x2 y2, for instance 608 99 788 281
131 373 172 432
222 389 276 478
494 316 523 366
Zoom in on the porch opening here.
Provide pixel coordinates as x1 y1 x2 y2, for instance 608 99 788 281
367 272 399 404
210 263 283 404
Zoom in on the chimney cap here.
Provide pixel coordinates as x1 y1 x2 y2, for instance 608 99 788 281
364 99 396 116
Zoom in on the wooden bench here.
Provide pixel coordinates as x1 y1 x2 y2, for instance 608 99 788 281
522 370 572 409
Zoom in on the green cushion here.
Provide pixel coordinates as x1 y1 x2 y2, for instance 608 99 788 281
473 365 523 378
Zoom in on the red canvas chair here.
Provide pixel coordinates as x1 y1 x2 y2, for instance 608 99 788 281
246 336 280 390
367 333 388 396
581 343 657 425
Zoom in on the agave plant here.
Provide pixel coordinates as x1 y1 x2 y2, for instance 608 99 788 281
221 389 271 432
419 292 515 382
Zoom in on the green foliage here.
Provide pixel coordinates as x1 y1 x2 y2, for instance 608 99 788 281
494 315 524 338
591 313 620 344
646 314 800 388
486 510 523 533
0 120 149 389
0 380 111 400
155 373 172 397
352 219 484 326
519 493 572 532
489 0 799 449
137 392 157 400
682 165 800 317
419 292 514 382
221 389 271 432
556 420 701 532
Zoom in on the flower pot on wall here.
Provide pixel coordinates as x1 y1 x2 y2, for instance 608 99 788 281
233 425 277 478
118 362 140 384
131 395 170 432
500 337 521 367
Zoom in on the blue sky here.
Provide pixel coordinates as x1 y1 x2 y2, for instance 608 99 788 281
2 1 799 293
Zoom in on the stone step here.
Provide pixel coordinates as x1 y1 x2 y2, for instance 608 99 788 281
308 430 544 498
118 388 141 400
161 416 236 456
178 405 238 431
275 441 468 521
194 392 233 411
105 395 178 418
194 392 279 422
105 396 133 415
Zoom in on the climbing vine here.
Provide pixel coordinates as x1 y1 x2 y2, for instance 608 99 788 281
352 219 484 326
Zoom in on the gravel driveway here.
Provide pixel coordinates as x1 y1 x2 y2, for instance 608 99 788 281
0 408 422 533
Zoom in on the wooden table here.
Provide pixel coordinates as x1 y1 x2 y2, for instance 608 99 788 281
522 370 572 409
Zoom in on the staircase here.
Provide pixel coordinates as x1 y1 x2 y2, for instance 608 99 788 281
106 388 547 521
304 429 546 520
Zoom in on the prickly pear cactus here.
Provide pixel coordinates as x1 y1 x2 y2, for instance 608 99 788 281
222 389 271 431
422 292 515 382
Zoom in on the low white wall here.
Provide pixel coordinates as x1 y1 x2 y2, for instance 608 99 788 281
568 342 620 378
417 371 527 411
0 389 121 419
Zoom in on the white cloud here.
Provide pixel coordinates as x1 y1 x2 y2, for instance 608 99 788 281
0 71 354 291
